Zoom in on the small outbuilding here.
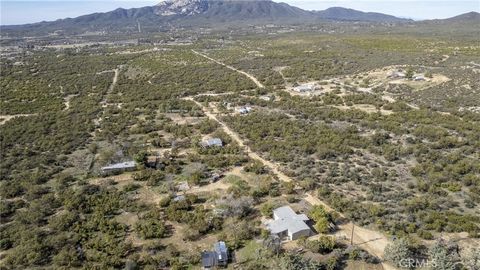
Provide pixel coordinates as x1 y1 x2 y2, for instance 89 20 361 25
387 71 406 79
266 206 312 241
237 106 252 114
201 251 216 270
293 84 314 93
201 138 223 148
413 75 426 81
101 161 136 174
201 241 228 269
213 241 228 266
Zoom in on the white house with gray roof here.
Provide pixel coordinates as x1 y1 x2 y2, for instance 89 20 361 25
201 138 223 148
101 161 136 174
266 206 312 240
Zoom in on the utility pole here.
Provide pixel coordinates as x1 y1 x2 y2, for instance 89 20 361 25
350 224 355 246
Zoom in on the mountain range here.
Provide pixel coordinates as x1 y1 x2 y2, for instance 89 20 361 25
2 0 479 35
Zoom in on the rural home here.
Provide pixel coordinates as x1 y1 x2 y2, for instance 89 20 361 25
201 241 228 269
293 83 314 93
237 106 252 114
414 75 426 81
266 206 312 240
101 161 136 174
201 138 223 148
387 71 406 79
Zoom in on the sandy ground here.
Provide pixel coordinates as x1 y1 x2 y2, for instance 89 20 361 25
0 114 36 125
273 66 289 81
186 178 231 194
165 113 205 125
192 49 265 88
63 94 78 110
332 104 394 115
93 67 120 136
284 65 450 103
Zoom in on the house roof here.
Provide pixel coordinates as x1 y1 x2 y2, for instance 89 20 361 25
294 84 314 91
201 251 216 267
202 138 223 147
173 195 185 202
101 161 136 171
214 241 228 260
238 106 252 112
267 206 310 235
273 206 309 221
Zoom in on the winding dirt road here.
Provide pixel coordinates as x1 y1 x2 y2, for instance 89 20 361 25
93 67 120 136
184 52 395 269
185 97 291 183
186 96 395 269
191 49 265 88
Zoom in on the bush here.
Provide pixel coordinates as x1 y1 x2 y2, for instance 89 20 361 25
260 203 274 217
384 238 415 269
309 205 332 234
417 230 434 240
123 183 141 192
301 236 336 254
135 219 166 239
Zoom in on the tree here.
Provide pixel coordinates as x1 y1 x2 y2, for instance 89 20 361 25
428 240 460 270
263 235 281 256
215 195 254 218
52 246 82 268
309 205 332 234
135 219 166 239
134 150 148 165
260 203 274 217
314 217 330 234
384 238 414 269
462 247 480 270
405 67 414 80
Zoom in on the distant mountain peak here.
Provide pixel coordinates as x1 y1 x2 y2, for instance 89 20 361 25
316 6 411 22
2 0 414 35
155 0 207 16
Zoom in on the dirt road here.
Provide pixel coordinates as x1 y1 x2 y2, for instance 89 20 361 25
100 68 120 106
93 67 120 136
185 97 291 183
191 49 265 88
304 194 395 270
186 97 396 269
183 54 396 268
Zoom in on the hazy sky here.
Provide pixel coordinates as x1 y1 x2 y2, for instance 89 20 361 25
1 0 479 25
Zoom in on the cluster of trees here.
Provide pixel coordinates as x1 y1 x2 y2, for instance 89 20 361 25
223 85 480 237
0 184 135 268
135 210 167 239
298 236 337 254
224 112 362 163
132 169 165 186
384 237 480 270
309 205 335 234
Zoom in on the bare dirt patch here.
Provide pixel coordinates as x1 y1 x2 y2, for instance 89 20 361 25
332 104 394 115
165 113 205 125
0 114 36 125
